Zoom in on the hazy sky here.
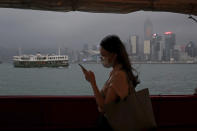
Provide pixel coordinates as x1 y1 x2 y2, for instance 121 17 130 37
0 8 197 51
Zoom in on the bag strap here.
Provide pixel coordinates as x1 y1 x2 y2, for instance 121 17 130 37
127 76 139 99
122 78 136 102
127 77 135 94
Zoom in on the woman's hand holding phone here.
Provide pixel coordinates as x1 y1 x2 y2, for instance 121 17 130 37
79 64 88 74
79 64 96 86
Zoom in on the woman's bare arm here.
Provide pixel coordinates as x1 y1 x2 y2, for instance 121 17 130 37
105 71 129 102
83 70 129 112
82 70 106 111
90 83 106 110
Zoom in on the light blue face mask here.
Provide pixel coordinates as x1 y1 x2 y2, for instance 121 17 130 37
101 57 113 68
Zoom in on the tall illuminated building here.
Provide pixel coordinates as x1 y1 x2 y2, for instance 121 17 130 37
144 40 151 60
129 35 140 61
130 35 139 55
164 32 176 61
144 18 153 41
151 33 162 61
143 18 153 60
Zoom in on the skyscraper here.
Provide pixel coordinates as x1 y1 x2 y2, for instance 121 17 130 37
185 41 197 57
144 40 151 60
144 18 153 41
144 18 153 61
130 35 139 55
164 32 176 61
151 33 162 61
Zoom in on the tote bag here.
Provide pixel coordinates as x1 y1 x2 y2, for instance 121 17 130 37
104 88 157 131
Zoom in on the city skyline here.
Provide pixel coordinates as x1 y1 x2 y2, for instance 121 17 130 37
0 8 197 50
0 8 197 62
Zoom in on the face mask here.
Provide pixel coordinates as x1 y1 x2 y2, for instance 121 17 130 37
101 57 113 68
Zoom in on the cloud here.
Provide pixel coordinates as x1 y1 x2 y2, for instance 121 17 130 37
0 8 196 51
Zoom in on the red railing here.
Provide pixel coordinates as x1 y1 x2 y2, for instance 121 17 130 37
0 95 197 130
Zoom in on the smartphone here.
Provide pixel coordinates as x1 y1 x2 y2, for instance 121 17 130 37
78 64 88 73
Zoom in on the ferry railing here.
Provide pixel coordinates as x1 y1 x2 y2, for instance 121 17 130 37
0 95 197 130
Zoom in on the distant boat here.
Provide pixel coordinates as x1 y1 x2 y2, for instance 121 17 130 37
0 61 2 64
13 53 69 68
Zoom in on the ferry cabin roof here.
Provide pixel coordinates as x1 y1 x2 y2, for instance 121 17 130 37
0 0 196 16
1 0 197 131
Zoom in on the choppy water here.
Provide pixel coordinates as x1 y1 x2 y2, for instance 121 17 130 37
0 63 197 95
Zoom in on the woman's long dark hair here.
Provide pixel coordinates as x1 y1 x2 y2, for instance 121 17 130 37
100 35 140 88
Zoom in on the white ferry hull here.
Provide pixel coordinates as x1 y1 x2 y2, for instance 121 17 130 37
13 60 69 68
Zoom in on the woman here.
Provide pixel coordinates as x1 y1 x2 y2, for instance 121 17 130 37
82 35 139 130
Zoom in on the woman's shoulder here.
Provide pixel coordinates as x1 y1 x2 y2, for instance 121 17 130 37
110 70 129 99
112 70 127 80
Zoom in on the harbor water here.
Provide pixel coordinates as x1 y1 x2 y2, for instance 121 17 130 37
0 63 197 95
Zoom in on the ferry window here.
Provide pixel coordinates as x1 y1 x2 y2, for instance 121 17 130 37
0 8 197 95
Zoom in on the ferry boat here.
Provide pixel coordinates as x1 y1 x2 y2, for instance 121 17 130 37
13 50 69 68
0 0 197 131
